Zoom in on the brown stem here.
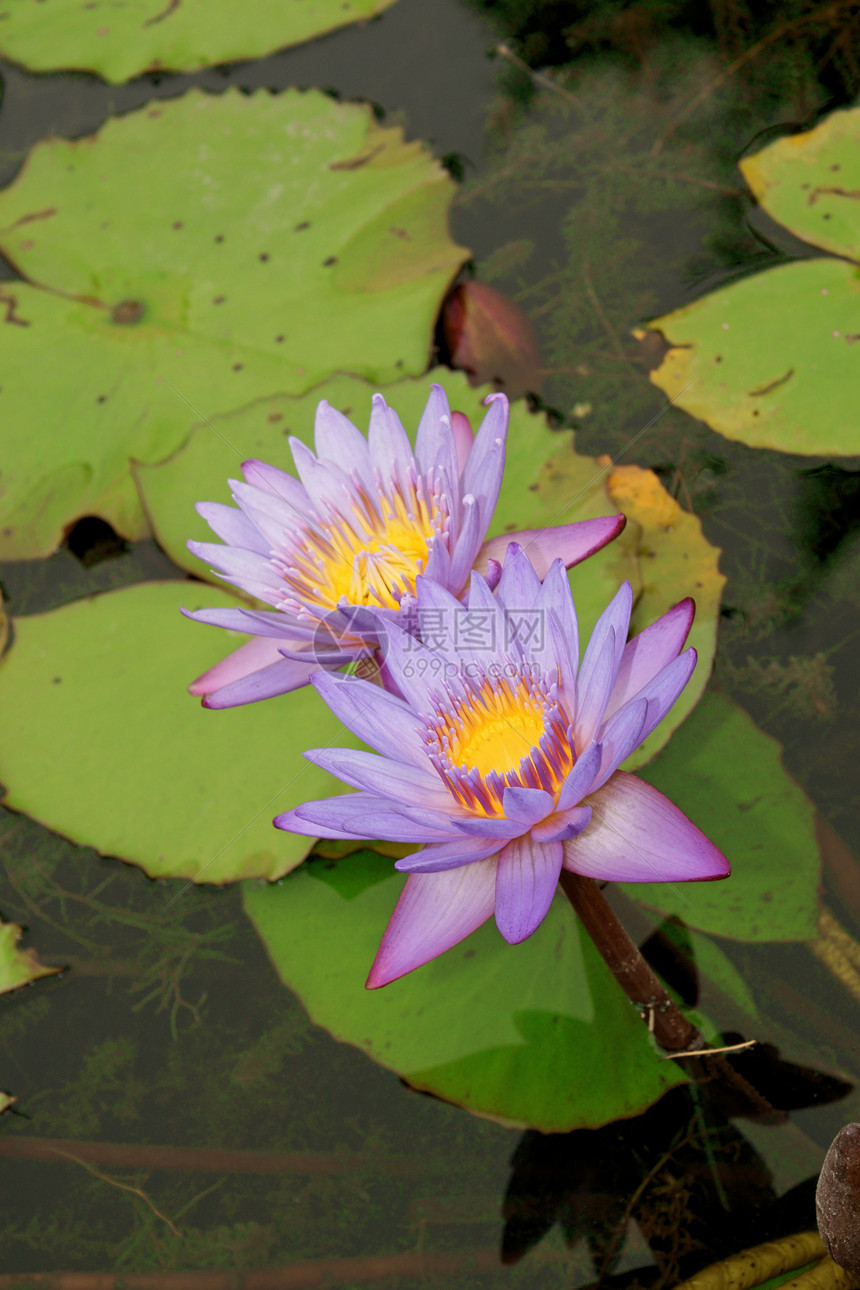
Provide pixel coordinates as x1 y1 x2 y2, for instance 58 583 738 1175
559 872 779 1120
559 871 700 1051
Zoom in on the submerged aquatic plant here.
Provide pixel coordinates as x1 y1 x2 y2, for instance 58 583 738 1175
184 387 624 707
275 544 729 987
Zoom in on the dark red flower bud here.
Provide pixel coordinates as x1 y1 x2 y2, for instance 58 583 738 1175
441 280 541 399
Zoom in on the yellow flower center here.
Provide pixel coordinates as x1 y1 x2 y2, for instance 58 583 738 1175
284 483 441 613
447 677 546 777
429 673 575 817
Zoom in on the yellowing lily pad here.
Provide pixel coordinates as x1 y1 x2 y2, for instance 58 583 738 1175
0 1092 13 1114
608 464 725 771
0 0 399 85
740 105 860 261
0 918 62 995
0 583 360 882
244 851 686 1132
645 105 860 456
0 88 466 558
643 258 860 456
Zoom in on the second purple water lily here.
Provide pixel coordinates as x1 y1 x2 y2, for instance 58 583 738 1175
276 544 730 988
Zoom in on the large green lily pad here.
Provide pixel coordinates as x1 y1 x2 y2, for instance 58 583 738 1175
0 0 398 84
0 88 466 558
646 106 860 456
0 582 361 882
623 692 821 941
243 850 686 1132
0 918 62 996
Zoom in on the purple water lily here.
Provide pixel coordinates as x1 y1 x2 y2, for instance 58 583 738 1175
184 386 624 707
275 544 729 988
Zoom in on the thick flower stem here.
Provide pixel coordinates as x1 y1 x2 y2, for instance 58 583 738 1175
559 871 778 1120
558 871 701 1052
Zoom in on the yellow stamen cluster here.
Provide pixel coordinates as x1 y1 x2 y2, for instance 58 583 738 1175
283 480 442 613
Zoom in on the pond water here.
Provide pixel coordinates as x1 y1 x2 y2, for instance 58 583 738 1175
1 1 860 1285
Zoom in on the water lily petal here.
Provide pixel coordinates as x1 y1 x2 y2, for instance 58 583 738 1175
288 437 355 519
462 393 508 528
477 514 625 579
604 597 695 722
185 541 283 601
414 384 458 486
195 501 270 554
562 771 730 883
366 860 497 987
556 741 603 809
574 626 617 748
368 393 414 491
495 835 563 944
311 670 428 766
451 410 474 474
304 747 456 811
202 652 323 708
189 634 291 696
447 493 484 593
501 785 555 826
313 399 374 492
395 835 502 872
590 699 648 790
276 793 461 842
241 459 315 520
494 542 543 612
531 804 592 843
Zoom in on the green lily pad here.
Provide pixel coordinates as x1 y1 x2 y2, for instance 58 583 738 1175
644 257 860 456
0 918 62 995
0 0 398 84
0 88 466 558
622 692 821 942
740 105 860 262
243 850 686 1132
0 582 361 882
645 106 860 456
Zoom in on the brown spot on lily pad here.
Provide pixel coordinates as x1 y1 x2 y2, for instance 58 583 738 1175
112 299 144 325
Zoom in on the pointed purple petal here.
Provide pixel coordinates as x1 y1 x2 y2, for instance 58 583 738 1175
537 561 578 678
414 384 458 485
447 494 484 593
241 459 315 520
311 671 428 768
495 835 563 944
366 861 497 987
501 785 555 826
562 771 730 883
288 437 355 517
604 598 695 723
276 793 461 842
195 502 270 554
574 626 617 748
201 653 322 707
590 698 648 791
556 742 603 809
303 747 455 811
313 400 374 492
477 515 625 579
395 835 502 872
531 804 592 843
462 393 508 527
495 543 542 612
451 411 474 474
368 393 414 489
186 541 283 601
189 635 287 696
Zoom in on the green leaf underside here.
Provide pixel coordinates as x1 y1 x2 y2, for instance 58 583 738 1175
0 918 62 996
647 257 860 456
0 0 398 84
0 88 466 557
740 105 860 262
0 583 362 882
243 850 686 1132
624 692 821 942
